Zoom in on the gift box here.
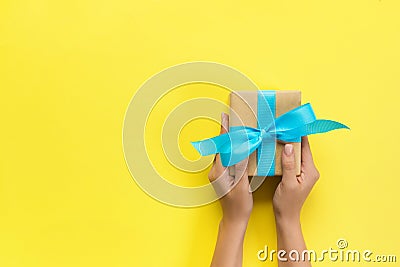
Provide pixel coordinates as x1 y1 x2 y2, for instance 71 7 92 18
191 90 348 178
229 90 301 177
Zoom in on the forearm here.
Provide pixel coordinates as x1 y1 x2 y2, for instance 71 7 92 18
275 216 311 267
210 218 248 267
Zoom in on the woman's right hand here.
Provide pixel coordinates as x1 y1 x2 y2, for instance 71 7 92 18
273 136 320 223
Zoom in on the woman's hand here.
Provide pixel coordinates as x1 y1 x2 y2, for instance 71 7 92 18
208 112 253 226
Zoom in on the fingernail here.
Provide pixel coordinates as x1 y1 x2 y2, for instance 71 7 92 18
284 144 293 156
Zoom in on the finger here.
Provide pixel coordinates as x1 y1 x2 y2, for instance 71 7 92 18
281 144 297 185
300 136 320 186
301 136 314 165
210 170 235 197
220 112 229 134
297 172 305 184
234 158 249 187
212 113 229 176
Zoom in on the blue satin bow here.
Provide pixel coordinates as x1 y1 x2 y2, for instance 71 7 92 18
191 103 349 168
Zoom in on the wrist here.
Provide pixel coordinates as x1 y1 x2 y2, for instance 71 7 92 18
274 213 301 229
220 216 249 232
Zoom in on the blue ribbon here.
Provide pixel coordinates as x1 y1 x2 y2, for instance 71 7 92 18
191 96 349 175
257 91 276 176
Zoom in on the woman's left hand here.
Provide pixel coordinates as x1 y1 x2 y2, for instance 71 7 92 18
208 112 253 227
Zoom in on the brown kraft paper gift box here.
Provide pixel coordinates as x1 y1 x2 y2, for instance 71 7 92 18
229 90 301 177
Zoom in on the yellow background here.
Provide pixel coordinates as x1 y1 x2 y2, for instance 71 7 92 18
1 0 399 266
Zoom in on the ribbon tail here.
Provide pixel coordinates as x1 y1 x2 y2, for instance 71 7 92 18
277 119 350 142
305 119 349 134
191 126 263 167
191 133 231 156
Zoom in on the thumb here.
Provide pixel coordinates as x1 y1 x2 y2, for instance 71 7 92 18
281 144 297 184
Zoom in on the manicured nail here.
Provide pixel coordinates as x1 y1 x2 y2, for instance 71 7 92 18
284 144 293 156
